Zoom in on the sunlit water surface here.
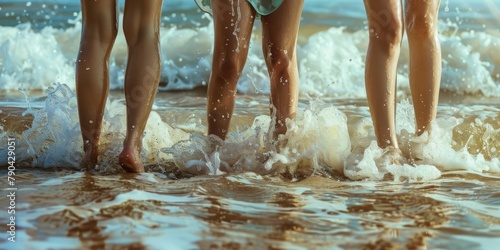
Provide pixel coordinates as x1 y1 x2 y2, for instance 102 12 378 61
1 0 500 249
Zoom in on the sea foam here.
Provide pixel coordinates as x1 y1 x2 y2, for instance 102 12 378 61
0 17 499 97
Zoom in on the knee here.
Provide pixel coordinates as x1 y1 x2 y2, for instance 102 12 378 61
264 47 293 74
405 13 437 39
368 16 403 48
212 52 244 79
123 25 158 47
82 22 118 47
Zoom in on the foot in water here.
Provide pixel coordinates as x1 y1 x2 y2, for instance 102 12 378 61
81 146 99 171
119 148 145 173
399 129 428 164
380 147 408 166
345 145 407 169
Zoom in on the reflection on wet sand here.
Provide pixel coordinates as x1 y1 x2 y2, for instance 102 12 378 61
2 168 499 249
194 177 307 249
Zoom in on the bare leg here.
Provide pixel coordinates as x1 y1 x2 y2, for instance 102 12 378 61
363 0 404 149
118 0 163 173
76 0 117 169
261 0 304 138
207 0 256 140
405 0 441 136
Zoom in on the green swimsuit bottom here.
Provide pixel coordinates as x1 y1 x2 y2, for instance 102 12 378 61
195 0 285 16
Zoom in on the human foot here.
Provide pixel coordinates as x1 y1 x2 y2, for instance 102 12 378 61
119 149 145 173
382 147 408 166
399 129 429 164
81 147 98 171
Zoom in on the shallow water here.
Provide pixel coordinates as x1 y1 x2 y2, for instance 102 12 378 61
1 169 499 249
1 88 500 249
1 0 500 249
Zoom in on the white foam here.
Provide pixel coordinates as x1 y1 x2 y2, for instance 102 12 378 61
386 164 442 182
165 105 351 176
298 28 366 97
344 101 500 181
271 106 352 173
1 18 499 98
0 13 499 180
0 23 75 91
440 31 500 96
1 83 189 169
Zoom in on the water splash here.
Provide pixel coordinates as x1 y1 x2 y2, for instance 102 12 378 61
231 0 242 53
0 18 499 97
